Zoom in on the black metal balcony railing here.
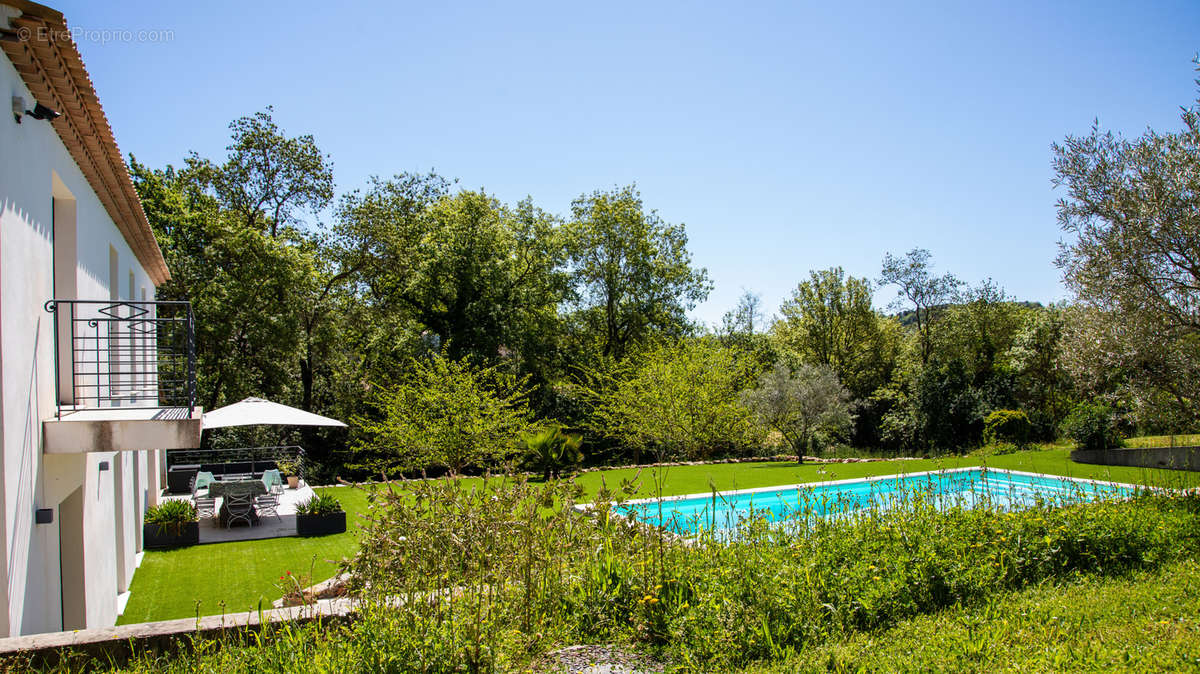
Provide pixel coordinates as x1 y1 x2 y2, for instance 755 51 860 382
166 446 307 478
44 299 196 417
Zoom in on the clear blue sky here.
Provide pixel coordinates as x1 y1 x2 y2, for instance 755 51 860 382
56 0 1200 326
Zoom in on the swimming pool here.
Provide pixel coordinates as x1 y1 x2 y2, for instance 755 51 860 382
599 468 1141 536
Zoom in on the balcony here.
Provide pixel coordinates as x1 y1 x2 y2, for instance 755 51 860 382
42 300 202 453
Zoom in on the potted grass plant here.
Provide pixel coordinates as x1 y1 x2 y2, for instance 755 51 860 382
295 493 346 537
143 500 199 549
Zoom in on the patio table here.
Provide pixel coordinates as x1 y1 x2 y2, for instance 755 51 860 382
209 480 267 527
206 479 267 498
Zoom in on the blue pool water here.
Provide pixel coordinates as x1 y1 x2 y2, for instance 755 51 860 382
613 468 1138 536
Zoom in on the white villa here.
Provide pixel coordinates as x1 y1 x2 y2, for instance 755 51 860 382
0 0 201 635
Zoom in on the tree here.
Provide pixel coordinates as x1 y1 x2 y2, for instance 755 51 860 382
188 107 334 237
1054 91 1200 336
720 290 765 337
335 176 568 364
933 279 1026 383
353 351 533 476
137 108 343 421
910 358 986 451
1059 305 1200 433
879 249 963 365
1060 402 1124 452
772 267 890 397
1053 68 1200 430
1004 305 1074 437
131 158 312 412
587 339 757 460
742 363 855 462
564 186 711 360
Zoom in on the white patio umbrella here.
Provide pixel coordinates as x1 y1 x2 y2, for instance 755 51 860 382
201 397 347 429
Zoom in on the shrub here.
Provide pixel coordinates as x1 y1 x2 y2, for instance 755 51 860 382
295 493 343 516
983 409 1033 447
1061 402 1124 451
352 351 533 476
977 441 1019 456
587 339 760 460
144 499 196 525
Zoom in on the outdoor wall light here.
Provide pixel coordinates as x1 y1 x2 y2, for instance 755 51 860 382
11 96 60 124
26 101 59 122
35 509 53 525
98 460 110 472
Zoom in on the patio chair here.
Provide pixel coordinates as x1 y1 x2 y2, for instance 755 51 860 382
194 495 216 522
192 471 216 493
262 469 284 495
255 493 280 517
224 492 256 529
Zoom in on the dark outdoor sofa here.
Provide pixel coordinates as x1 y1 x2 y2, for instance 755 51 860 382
166 460 280 494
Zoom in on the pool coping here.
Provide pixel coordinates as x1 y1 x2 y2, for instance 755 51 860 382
572 466 1146 512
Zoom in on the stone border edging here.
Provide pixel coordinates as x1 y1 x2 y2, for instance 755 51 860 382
0 599 357 669
313 455 925 489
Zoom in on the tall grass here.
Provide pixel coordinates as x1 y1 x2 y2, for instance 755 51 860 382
1124 434 1200 448
29 473 1200 673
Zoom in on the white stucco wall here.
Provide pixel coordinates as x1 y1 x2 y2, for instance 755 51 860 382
0 36 159 636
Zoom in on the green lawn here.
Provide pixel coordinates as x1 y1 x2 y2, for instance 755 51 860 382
118 486 371 625
120 447 1200 624
745 556 1200 672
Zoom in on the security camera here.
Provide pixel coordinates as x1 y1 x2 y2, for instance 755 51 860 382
11 96 22 124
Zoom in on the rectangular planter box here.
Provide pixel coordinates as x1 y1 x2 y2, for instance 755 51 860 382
143 521 199 549
296 511 346 537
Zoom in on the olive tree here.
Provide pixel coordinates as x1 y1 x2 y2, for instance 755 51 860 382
742 363 855 462
1053 66 1200 428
